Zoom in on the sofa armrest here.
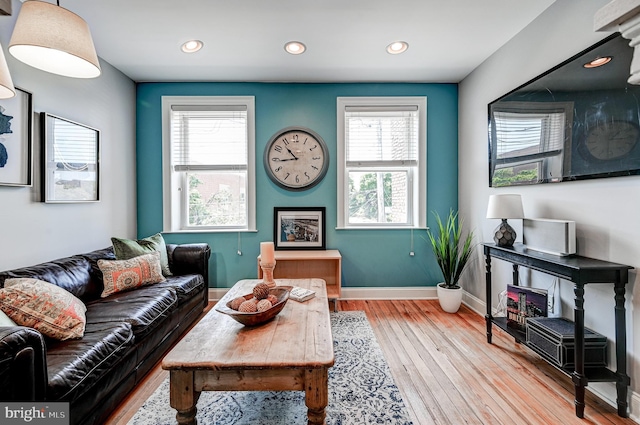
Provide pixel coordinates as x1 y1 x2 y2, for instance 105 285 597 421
0 326 47 401
166 243 211 282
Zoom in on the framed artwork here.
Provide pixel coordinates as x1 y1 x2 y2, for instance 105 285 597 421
0 0 11 16
274 207 326 250
42 113 100 202
0 87 33 186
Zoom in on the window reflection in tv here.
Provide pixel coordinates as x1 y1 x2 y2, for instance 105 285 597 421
488 33 640 187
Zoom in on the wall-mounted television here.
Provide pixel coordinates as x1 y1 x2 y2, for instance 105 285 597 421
488 33 640 187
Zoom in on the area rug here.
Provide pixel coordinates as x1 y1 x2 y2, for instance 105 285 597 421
129 311 413 425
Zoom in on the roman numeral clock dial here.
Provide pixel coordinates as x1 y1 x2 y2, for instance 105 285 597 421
264 127 329 191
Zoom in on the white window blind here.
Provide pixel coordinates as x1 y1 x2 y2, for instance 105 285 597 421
337 97 426 229
171 105 248 171
162 96 256 232
53 118 97 166
345 106 419 166
493 111 566 160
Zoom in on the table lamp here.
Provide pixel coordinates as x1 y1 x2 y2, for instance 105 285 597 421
486 194 524 247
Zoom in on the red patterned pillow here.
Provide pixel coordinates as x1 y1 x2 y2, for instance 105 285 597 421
0 278 87 340
98 251 165 297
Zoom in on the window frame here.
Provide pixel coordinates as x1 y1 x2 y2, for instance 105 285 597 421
336 96 427 229
161 96 256 233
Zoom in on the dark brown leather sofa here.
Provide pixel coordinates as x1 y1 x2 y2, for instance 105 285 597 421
0 243 210 425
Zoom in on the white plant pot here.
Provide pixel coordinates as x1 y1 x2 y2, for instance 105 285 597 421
436 282 463 313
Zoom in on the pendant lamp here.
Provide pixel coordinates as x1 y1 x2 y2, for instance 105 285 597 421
0 44 15 99
9 0 101 78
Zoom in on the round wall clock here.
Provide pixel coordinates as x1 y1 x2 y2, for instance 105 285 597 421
582 120 639 161
264 126 329 191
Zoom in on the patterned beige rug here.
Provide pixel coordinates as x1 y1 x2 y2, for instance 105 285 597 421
128 311 413 425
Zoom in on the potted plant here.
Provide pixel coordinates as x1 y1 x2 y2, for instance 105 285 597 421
427 209 475 313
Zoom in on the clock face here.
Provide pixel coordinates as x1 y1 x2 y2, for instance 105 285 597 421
264 127 329 190
584 120 639 161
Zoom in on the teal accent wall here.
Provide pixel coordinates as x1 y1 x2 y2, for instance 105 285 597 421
136 83 458 289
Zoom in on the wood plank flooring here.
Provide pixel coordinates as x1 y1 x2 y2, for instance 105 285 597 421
105 300 634 425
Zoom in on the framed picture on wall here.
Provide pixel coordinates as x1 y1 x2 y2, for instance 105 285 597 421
0 87 33 186
41 113 100 202
273 207 326 250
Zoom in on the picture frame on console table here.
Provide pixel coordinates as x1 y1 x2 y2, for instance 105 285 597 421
274 206 325 250
0 87 33 187
42 113 100 203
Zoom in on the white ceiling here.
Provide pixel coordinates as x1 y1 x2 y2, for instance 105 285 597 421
56 0 556 83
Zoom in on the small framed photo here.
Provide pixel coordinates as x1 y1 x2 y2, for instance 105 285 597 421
42 113 100 203
0 87 33 186
274 207 326 250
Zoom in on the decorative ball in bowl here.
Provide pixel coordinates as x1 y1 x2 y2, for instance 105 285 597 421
215 285 292 326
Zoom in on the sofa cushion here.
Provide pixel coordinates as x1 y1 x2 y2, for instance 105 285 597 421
153 274 204 305
0 278 87 340
98 252 165 297
0 255 96 302
46 322 134 401
78 247 116 301
111 233 172 277
85 287 177 338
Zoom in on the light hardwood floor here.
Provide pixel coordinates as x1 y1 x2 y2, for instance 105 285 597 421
105 300 634 425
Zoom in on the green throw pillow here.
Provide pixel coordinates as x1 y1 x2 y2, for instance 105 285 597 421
111 233 172 276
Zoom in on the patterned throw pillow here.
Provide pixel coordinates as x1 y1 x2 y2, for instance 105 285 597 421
111 233 172 276
0 278 87 340
98 251 166 298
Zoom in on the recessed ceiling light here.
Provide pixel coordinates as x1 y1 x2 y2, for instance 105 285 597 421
386 41 408 55
583 56 612 68
181 40 203 53
285 41 306 55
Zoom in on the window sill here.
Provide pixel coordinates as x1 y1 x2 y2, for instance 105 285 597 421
163 228 258 234
335 226 429 231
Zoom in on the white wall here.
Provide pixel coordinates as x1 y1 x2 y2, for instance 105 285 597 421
459 0 640 418
0 0 136 271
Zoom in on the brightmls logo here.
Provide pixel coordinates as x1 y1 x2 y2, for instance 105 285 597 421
0 403 69 424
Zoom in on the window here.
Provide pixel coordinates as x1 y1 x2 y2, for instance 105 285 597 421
489 102 573 187
337 97 426 228
162 96 256 232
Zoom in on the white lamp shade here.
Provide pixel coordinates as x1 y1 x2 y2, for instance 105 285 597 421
9 1 101 78
0 45 15 99
487 194 524 219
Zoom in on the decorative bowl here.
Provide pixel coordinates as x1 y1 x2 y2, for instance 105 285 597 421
215 286 292 326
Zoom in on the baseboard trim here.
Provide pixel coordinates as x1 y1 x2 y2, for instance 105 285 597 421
630 390 640 423
462 290 485 316
209 288 227 301
211 286 438 302
581 384 640 422
340 286 437 300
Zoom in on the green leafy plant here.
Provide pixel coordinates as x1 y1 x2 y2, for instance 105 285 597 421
427 209 475 289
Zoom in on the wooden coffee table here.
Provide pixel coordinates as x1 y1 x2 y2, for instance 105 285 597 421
162 278 334 425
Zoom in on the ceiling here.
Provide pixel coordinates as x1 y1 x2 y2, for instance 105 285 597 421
53 0 556 83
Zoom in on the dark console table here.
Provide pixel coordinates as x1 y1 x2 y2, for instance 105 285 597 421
482 243 632 418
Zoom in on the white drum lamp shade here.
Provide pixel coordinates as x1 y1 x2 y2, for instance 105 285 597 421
9 1 101 78
0 45 15 99
487 194 524 247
